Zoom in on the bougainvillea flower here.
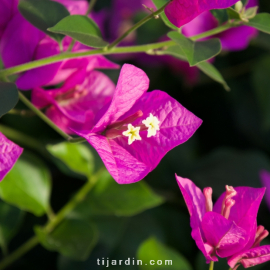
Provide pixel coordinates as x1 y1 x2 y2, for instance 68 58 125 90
0 0 18 39
0 12 45 68
182 0 258 51
0 0 118 90
0 132 23 181
74 64 202 184
176 175 270 269
165 0 242 28
32 69 115 133
16 36 119 90
260 170 270 210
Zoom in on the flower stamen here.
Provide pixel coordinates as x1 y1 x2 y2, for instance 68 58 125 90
252 226 269 248
221 185 237 219
142 113 160 137
122 124 142 145
203 187 213 212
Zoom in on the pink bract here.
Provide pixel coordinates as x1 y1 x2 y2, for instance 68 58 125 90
165 0 242 28
0 133 23 181
182 0 259 51
74 64 202 184
32 69 115 134
176 175 270 269
0 0 119 90
260 170 270 210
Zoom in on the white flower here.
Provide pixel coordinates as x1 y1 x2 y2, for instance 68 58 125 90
142 113 160 137
122 124 142 145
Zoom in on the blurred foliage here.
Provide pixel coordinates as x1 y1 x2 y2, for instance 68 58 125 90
0 152 51 216
47 142 94 180
2 0 270 269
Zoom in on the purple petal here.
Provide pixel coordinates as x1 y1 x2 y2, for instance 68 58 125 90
83 90 201 183
246 0 259 8
164 0 239 28
16 36 61 90
260 170 270 210
32 70 115 133
47 53 119 87
53 0 88 15
83 134 151 183
202 212 248 258
92 64 150 133
228 245 270 268
182 11 218 38
118 89 202 156
175 175 205 221
0 0 18 39
213 187 265 250
0 133 23 181
218 26 258 51
0 12 45 68
175 175 216 262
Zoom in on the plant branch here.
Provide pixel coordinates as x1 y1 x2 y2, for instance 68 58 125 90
18 92 87 143
209 261 214 270
0 124 49 157
107 0 172 49
0 236 39 270
0 22 240 78
0 41 175 77
8 109 35 117
190 22 239 41
0 170 102 270
18 92 72 141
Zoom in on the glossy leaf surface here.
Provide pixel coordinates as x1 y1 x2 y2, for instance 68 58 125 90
48 15 108 48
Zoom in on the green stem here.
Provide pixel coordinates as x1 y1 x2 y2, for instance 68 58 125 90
190 22 238 41
66 39 76 52
44 172 100 233
68 137 87 143
209 261 214 270
18 92 72 141
8 109 35 117
0 124 48 156
0 41 175 77
0 22 240 78
107 0 172 49
0 236 39 270
85 0 97 16
0 170 101 270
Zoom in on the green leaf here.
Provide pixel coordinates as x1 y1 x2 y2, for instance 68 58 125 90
0 200 24 254
0 152 52 216
157 45 229 90
48 15 108 48
151 0 179 30
137 237 192 270
47 142 94 180
246 13 270 34
210 9 229 24
252 56 270 129
167 31 221 66
226 7 241 20
0 82 18 118
197 61 230 91
35 218 98 261
72 171 164 217
158 45 186 60
19 0 70 42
